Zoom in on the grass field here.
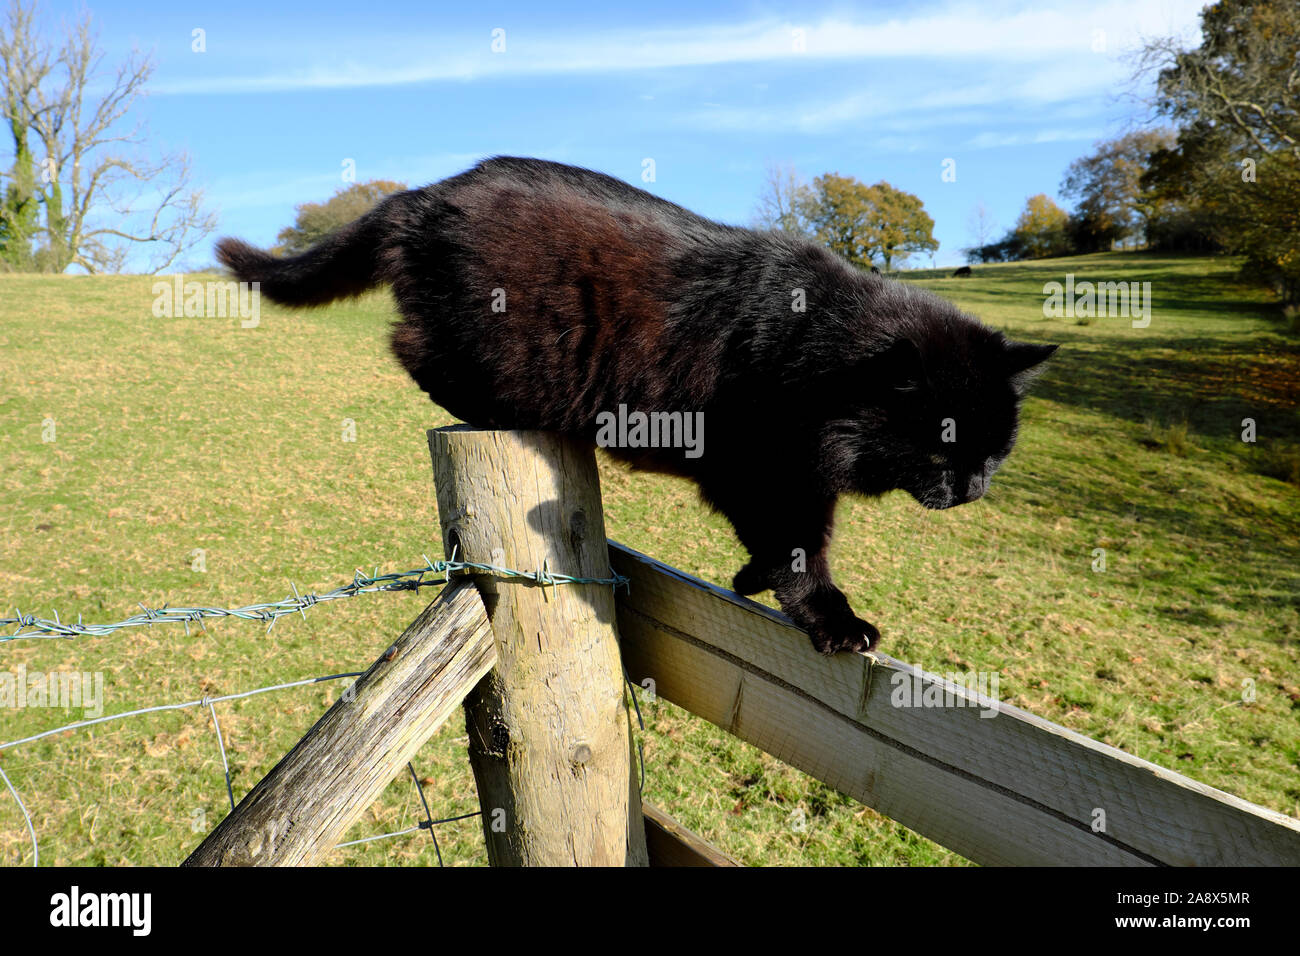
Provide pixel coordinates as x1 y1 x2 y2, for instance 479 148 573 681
1 250 1297 867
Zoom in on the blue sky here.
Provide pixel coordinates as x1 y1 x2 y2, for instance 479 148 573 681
65 0 1206 269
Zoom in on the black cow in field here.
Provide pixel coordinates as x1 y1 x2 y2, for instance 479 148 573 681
952 266 972 277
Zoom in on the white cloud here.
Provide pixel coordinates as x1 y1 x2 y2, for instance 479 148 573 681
152 1 1206 95
964 128 1105 149
683 68 1127 135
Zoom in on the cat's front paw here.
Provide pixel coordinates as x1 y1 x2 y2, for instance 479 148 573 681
774 580 879 654
804 609 880 656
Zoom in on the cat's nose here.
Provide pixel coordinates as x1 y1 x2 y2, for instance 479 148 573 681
963 474 987 502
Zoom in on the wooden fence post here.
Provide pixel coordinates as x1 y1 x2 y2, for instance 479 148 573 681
428 426 648 866
182 579 494 866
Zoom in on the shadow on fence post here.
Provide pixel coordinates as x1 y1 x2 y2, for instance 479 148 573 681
429 425 648 866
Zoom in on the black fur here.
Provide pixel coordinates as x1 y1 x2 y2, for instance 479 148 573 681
217 156 1056 654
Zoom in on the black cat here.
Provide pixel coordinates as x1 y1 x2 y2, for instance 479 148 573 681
217 156 1056 654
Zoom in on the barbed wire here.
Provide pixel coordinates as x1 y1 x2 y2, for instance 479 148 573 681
0 669 485 867
1 552 629 643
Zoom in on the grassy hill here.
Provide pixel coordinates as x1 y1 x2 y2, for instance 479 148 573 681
0 250 1296 866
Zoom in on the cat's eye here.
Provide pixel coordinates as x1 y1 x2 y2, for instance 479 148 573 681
929 453 947 466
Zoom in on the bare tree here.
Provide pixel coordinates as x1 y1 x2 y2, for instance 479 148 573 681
0 0 47 269
752 160 813 235
1 0 214 273
965 200 996 256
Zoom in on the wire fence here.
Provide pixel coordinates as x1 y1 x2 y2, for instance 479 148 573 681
0 556 643 867
0 668 486 867
1 552 628 642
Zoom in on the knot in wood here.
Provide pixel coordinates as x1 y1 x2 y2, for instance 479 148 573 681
489 720 511 756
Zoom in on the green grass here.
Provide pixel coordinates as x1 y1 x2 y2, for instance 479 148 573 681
0 250 1297 866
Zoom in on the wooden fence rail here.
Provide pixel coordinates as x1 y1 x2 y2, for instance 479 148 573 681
610 542 1300 867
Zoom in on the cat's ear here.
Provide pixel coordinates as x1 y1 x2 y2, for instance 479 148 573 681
875 337 928 393
1001 340 1058 393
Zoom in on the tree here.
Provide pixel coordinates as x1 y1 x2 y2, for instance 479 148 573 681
0 0 43 269
1139 144 1221 252
1137 0 1300 300
1013 194 1071 259
273 179 407 255
1 0 213 273
805 173 937 271
964 201 997 262
752 161 814 235
968 235 1026 263
1061 129 1176 251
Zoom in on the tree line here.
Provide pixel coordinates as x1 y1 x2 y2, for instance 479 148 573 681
2 0 1292 303
758 1 1297 303
971 0 1297 303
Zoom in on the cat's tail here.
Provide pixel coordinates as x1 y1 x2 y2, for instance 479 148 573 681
214 192 409 307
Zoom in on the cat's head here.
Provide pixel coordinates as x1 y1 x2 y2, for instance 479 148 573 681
822 321 1057 510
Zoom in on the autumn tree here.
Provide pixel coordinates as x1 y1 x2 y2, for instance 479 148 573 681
1138 0 1300 300
804 173 937 271
274 179 407 255
1138 144 1220 252
1 0 214 273
1061 129 1176 251
1013 194 1071 259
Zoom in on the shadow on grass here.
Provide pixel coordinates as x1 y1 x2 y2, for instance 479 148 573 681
1033 326 1299 444
996 450 1300 640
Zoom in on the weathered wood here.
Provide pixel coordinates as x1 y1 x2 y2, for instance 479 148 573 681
183 580 494 867
643 802 739 867
611 541 1300 867
429 427 647 866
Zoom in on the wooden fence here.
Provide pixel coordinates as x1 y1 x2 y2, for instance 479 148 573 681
186 428 1300 867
